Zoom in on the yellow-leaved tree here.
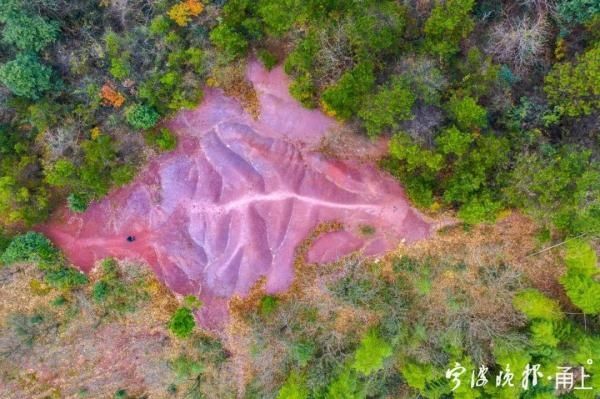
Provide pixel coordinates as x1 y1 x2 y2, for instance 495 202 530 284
168 0 204 27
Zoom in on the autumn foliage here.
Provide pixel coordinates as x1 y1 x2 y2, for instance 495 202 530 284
168 0 204 27
100 84 125 108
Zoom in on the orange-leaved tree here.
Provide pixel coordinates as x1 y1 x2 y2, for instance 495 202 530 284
100 84 125 108
168 0 204 27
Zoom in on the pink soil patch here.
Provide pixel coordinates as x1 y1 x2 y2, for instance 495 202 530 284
39 61 430 329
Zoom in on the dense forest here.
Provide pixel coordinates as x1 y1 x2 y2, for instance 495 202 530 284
0 0 599 398
0 0 598 237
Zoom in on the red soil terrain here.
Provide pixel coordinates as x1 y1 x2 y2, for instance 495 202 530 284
40 62 430 328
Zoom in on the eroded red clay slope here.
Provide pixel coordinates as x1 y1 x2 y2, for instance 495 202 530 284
40 61 430 328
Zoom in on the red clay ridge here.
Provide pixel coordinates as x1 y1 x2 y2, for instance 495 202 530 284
39 61 430 328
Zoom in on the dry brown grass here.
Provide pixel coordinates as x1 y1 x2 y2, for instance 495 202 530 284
371 211 567 366
0 260 219 399
0 265 50 317
391 212 565 296
313 24 355 88
225 211 569 394
207 60 260 119
227 221 374 397
487 14 551 74
316 124 390 163
0 212 570 398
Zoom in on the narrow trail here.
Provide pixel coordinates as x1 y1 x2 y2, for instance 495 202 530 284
188 191 405 214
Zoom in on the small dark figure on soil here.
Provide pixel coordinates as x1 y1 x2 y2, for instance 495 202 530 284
127 235 136 242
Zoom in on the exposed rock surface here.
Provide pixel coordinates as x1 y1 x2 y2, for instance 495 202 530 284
40 61 430 328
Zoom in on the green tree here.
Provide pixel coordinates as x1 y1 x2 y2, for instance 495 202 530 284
560 240 600 314
0 228 10 254
103 30 121 58
351 330 392 376
260 295 278 316
386 126 509 224
44 266 88 289
168 307 196 338
400 360 436 392
322 62 375 120
0 0 20 21
544 42 600 117
113 389 129 399
386 132 443 207
530 320 560 348
45 158 76 187
91 258 149 315
513 289 564 321
0 231 87 288
325 368 362 399
46 134 136 203
505 146 600 235
0 231 59 266
0 53 52 99
125 104 160 130
284 33 318 107
0 232 88 290
67 192 88 213
556 0 600 24
436 126 474 157
257 0 300 37
110 164 135 186
456 193 503 225
346 2 407 60
454 47 500 100
1 12 59 51
0 175 51 227
289 74 317 108
257 49 278 70
28 100 61 132
277 372 308 399
79 135 118 197
564 239 598 276
146 128 177 151
399 359 450 398
284 33 317 76
447 357 481 399
486 343 532 398
109 55 131 81
209 24 249 61
446 95 488 130
441 135 509 209
423 0 475 59
149 15 171 36
358 77 415 137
